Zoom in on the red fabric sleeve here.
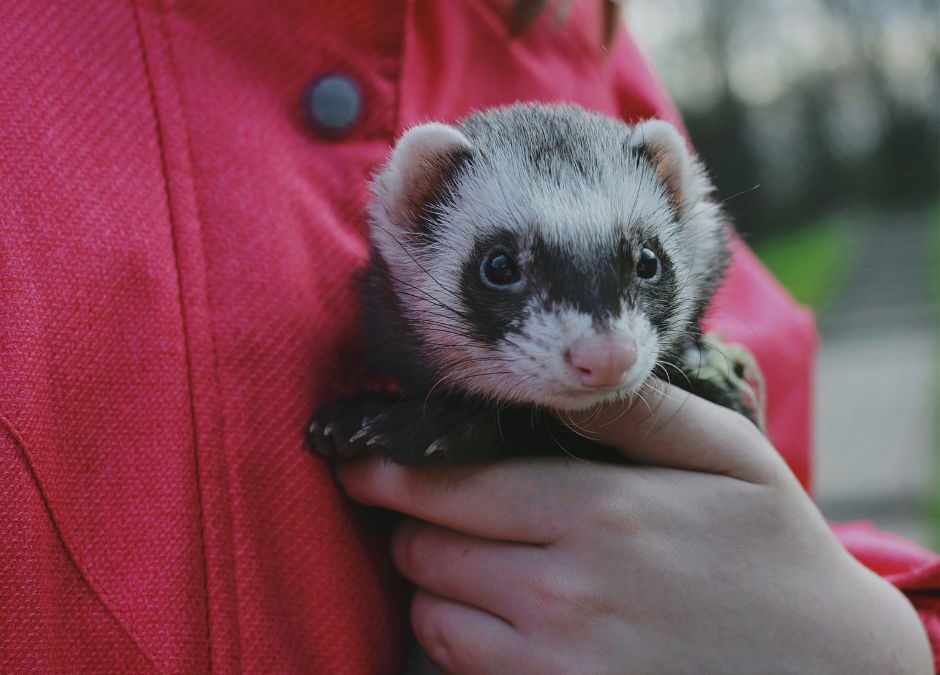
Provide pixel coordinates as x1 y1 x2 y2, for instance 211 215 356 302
834 521 940 668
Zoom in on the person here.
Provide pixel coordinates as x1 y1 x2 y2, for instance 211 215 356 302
0 0 936 672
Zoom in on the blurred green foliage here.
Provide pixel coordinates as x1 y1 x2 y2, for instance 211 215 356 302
752 218 853 311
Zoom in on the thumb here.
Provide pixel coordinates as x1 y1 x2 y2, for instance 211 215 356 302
564 381 780 483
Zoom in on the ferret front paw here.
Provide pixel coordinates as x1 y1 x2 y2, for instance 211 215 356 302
306 396 393 459
306 394 505 466
677 332 767 433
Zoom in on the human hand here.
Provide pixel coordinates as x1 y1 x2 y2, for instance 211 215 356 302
337 384 932 674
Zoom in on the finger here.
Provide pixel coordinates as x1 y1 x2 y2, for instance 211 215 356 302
336 457 624 544
411 590 522 675
567 380 779 483
393 519 543 623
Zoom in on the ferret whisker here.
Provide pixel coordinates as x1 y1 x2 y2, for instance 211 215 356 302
448 355 516 366
424 369 517 404
388 302 465 328
377 280 464 316
653 362 672 386
699 340 736 377
559 422 596 442
558 413 603 441
715 184 761 208
408 323 477 340
495 401 508 447
580 404 606 427
377 269 473 322
646 381 694 438
401 308 466 324
546 418 593 464
596 400 634 428
373 223 465 303
625 168 644 245
654 359 693 390
643 374 685 405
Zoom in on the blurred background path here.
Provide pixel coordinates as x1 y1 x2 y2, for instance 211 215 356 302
814 209 938 545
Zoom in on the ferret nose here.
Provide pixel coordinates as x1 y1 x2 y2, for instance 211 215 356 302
565 338 638 388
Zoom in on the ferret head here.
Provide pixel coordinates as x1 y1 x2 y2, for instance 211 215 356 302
370 104 728 411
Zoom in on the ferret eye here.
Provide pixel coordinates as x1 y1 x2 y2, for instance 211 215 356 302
480 250 522 288
636 248 660 281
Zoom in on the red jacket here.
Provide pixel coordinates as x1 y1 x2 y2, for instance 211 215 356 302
1 1 937 672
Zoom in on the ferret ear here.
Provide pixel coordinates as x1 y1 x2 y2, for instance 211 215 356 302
381 122 473 225
628 120 696 213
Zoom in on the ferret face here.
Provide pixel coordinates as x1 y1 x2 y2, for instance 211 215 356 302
370 104 727 411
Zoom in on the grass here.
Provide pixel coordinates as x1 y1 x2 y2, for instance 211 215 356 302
751 217 853 312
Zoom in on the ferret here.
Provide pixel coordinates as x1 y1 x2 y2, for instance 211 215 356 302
307 103 762 466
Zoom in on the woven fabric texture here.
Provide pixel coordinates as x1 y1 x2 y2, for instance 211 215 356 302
1 0 937 672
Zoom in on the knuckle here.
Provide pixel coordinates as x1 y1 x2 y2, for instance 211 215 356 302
760 457 792 488
551 471 634 540
392 523 420 576
392 522 431 580
713 407 782 483
411 598 456 671
583 485 636 536
744 440 789 486
532 572 607 622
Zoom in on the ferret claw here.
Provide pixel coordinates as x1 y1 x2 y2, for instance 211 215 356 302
349 427 368 443
425 440 444 457
308 420 319 435
323 423 334 438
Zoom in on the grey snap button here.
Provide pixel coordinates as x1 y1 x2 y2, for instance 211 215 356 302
303 74 361 136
